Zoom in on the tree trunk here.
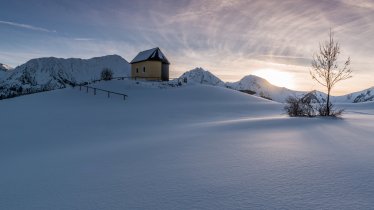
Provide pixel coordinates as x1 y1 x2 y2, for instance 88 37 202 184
326 89 331 116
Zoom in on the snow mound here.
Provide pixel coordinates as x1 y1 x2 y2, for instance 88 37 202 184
1 80 374 209
175 67 225 86
0 55 130 99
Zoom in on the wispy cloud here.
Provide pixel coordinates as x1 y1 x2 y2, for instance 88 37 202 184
342 0 374 10
0 20 56 33
73 38 96 41
128 0 374 94
0 0 373 94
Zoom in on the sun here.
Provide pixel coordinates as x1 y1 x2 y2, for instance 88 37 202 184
252 69 295 89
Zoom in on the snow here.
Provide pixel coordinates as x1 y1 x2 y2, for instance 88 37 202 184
0 63 13 79
335 87 374 103
227 75 306 102
1 80 374 209
0 71 7 80
130 48 168 64
0 55 130 98
182 68 374 103
1 61 373 104
175 67 226 86
131 48 157 63
0 63 13 71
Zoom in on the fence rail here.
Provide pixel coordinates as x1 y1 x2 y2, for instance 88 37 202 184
74 76 181 100
76 85 128 100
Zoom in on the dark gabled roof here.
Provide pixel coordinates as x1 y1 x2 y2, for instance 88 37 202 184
130 47 170 64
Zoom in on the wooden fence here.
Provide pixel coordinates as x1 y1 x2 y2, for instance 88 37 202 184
76 85 128 101
74 76 180 101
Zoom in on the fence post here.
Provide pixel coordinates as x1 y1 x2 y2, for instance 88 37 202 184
123 95 126 100
108 92 110 98
79 86 81 91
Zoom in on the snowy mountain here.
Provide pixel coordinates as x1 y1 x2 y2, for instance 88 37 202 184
0 63 13 79
175 68 225 86
226 74 374 103
1 60 373 103
0 55 130 99
0 63 13 71
178 68 374 104
176 68 324 103
335 87 374 103
226 75 306 102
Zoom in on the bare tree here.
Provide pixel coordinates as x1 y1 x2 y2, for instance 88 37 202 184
310 29 352 116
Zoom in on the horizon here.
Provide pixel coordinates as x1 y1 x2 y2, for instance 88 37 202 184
1 0 373 95
3 53 371 97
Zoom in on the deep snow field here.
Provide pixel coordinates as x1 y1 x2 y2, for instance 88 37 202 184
1 80 374 210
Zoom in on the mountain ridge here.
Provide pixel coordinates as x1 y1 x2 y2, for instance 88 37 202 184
0 57 373 103
0 63 13 79
0 55 130 99
0 63 13 71
176 68 373 103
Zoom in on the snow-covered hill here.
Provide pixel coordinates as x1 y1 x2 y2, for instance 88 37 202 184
176 68 326 103
335 87 374 103
0 63 13 71
226 75 305 102
227 74 374 103
0 63 13 79
175 67 225 86
178 68 373 103
1 80 374 209
0 60 373 104
0 55 130 99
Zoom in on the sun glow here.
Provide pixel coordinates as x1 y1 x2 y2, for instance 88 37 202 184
252 69 296 89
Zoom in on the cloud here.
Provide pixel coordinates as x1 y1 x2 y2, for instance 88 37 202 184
342 0 374 10
0 20 56 33
129 0 374 93
73 38 96 41
1 0 373 94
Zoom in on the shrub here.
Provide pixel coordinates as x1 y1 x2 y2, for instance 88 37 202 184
101 68 113 81
285 95 344 118
284 95 315 117
317 102 344 117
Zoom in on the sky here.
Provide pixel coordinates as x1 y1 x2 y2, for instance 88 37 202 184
0 0 373 95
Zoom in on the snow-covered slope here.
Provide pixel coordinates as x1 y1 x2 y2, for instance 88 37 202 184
0 63 13 79
175 67 225 86
335 87 374 103
179 68 373 104
0 63 13 71
227 74 374 103
1 80 374 209
0 55 130 99
226 75 307 102
1 61 373 104
174 68 326 103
